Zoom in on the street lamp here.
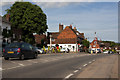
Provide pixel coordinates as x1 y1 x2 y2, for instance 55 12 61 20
50 35 52 48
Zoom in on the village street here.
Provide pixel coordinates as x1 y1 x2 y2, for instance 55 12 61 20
1 53 118 80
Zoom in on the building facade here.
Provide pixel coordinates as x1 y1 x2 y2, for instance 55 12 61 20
0 15 11 44
89 37 101 53
47 23 85 52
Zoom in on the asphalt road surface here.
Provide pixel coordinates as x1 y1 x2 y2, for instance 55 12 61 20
1 53 115 80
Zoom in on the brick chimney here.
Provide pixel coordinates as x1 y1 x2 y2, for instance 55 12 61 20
6 14 10 21
73 27 77 31
69 24 72 29
59 23 63 33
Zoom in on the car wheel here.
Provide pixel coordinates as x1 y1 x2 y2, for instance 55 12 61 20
33 53 38 59
4 57 9 60
19 54 25 60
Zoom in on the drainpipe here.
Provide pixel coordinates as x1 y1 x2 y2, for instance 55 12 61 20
76 43 77 52
50 35 52 48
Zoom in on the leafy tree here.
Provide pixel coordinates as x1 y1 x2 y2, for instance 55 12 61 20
102 41 117 47
82 40 90 48
5 2 48 44
82 40 90 52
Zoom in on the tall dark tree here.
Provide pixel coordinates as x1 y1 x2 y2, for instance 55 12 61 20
82 39 90 52
5 2 48 44
82 40 90 48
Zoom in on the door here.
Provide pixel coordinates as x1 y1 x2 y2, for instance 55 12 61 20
28 44 35 58
23 43 33 58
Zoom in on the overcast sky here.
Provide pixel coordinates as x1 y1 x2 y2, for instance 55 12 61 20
0 0 119 42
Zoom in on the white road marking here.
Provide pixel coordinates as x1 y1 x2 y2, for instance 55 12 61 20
65 74 73 79
83 64 87 67
0 68 2 71
74 70 79 73
89 61 92 64
18 63 24 66
27 60 41 63
6 66 21 70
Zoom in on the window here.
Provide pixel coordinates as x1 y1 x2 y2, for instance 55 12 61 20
6 43 20 48
94 41 96 44
52 38 55 41
68 45 71 48
93 45 96 47
24 43 32 50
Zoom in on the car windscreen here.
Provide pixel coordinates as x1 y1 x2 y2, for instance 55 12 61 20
5 43 21 48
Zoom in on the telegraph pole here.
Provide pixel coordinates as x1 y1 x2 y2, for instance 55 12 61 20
95 32 97 54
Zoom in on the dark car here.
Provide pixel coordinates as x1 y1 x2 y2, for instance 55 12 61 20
2 42 38 60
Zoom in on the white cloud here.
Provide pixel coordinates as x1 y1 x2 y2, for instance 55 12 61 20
31 0 119 2
1 0 120 2
34 2 71 9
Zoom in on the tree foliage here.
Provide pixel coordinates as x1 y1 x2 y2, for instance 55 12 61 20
5 2 48 44
82 40 90 48
101 41 117 47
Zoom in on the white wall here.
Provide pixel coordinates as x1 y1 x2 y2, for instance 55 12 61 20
47 44 79 52
0 20 11 44
1 22 11 31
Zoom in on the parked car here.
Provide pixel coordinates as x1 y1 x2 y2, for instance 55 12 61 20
97 49 101 53
2 42 38 60
35 47 43 54
60 48 69 53
2 42 8 48
103 50 113 54
108 51 113 54
103 51 109 54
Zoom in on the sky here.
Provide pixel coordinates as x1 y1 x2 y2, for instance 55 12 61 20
0 0 119 42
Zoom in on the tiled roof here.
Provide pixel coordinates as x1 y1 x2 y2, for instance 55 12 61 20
53 26 84 44
57 26 77 39
34 25 85 45
90 39 100 48
49 32 60 39
34 34 47 44
55 38 77 44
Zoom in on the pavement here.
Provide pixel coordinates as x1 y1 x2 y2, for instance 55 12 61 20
76 54 118 78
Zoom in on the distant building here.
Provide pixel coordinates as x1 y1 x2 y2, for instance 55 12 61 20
34 34 47 46
0 15 11 43
47 23 85 52
89 37 101 53
0 15 11 31
34 23 85 52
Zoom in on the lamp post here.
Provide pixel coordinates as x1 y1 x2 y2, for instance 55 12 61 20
50 35 52 48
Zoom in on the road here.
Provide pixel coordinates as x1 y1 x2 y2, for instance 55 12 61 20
1 53 117 80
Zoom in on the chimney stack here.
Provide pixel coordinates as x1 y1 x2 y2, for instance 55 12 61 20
59 23 63 33
69 24 72 29
74 27 77 31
